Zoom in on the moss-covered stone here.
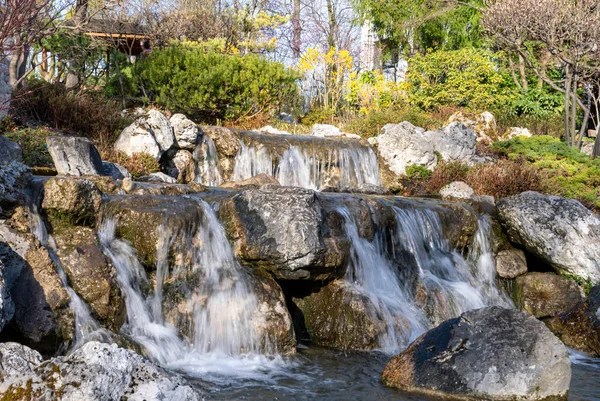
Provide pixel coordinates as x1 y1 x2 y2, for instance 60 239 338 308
42 177 103 228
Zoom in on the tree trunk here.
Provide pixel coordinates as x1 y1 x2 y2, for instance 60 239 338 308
564 67 572 145
65 0 89 90
593 135 600 159
570 75 578 147
326 0 336 50
292 0 301 59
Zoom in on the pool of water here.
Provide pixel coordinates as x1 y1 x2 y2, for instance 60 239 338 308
177 346 600 401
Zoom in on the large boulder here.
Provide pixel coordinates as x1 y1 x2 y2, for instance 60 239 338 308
513 272 585 319
162 149 196 184
46 137 104 176
115 110 175 161
219 185 350 281
0 136 22 165
382 307 571 401
101 161 131 180
171 113 200 150
502 127 532 141
103 195 204 269
374 122 437 176
0 162 32 217
0 341 202 401
426 122 479 164
0 225 73 349
439 181 475 201
42 177 103 227
292 280 386 351
447 111 497 144
53 226 124 329
497 191 600 284
0 258 14 332
546 285 600 357
0 343 42 381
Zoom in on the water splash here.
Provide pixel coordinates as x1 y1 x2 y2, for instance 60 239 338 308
232 142 381 191
194 135 223 186
232 141 274 182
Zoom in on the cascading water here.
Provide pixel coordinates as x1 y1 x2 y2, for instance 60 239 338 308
337 205 511 352
194 135 223 186
231 141 382 190
232 141 274 182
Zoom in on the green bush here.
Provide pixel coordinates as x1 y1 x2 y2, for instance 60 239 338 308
493 136 600 210
342 106 445 138
406 48 516 111
2 127 55 167
129 45 301 121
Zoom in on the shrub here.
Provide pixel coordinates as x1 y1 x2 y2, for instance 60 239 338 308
1 127 55 167
11 80 130 147
424 161 470 193
406 48 516 111
464 160 548 199
342 106 445 138
100 150 160 178
130 45 301 122
405 164 433 180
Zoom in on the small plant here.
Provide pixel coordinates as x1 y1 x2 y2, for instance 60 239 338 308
562 274 593 297
101 150 160 178
2 127 55 167
405 164 433 180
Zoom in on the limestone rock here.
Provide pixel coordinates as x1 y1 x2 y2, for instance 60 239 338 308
219 174 280 190
115 110 175 161
427 122 479 164
0 162 31 218
293 280 386 351
0 258 14 332
495 249 528 279
375 122 437 176
46 137 104 176
513 272 585 318
163 149 195 184
171 113 200 150
137 172 177 184
447 111 497 144
42 177 103 227
497 191 600 284
382 307 571 401
0 225 73 348
200 126 241 157
0 136 22 165
547 285 600 357
219 185 349 280
439 181 475 201
0 343 42 381
311 124 342 137
101 161 131 180
503 127 533 141
258 125 290 136
53 226 124 329
0 342 202 401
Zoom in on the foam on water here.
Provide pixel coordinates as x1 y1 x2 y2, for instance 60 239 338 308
232 141 274 182
195 135 223 186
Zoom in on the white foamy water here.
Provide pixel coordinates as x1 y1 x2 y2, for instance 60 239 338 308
195 135 223 186
337 206 511 352
232 141 381 191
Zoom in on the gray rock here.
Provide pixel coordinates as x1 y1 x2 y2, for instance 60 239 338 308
102 161 131 180
497 191 600 284
439 181 475 200
0 136 22 165
42 176 103 227
171 113 200 150
0 341 202 401
513 272 585 318
0 343 42 381
375 122 438 176
0 258 14 332
495 249 528 279
382 306 571 401
219 185 349 280
115 110 175 161
311 124 343 137
137 172 177 184
0 224 73 348
427 122 478 163
163 149 195 183
220 173 280 190
0 162 31 217
278 112 295 124
46 136 104 176
547 285 600 357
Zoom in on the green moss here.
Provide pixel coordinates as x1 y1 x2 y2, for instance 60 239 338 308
1 379 35 401
561 274 593 297
405 164 433 180
1 128 54 167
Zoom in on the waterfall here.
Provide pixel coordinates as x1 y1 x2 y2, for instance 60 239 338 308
232 141 382 191
338 207 428 352
98 198 267 364
338 206 510 352
194 135 223 186
232 141 274 182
